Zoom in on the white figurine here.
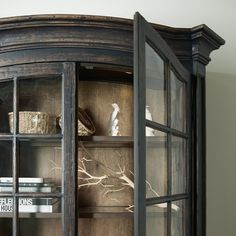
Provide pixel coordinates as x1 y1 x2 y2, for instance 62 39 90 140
109 103 120 136
146 105 155 136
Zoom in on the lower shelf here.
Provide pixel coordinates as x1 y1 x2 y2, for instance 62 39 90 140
0 212 61 218
0 206 132 219
78 206 132 218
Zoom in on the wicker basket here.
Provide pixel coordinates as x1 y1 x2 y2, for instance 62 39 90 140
8 111 57 134
57 108 96 136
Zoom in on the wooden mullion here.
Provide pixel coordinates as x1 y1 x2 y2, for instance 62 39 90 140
62 62 77 236
13 76 19 236
166 60 172 236
146 193 189 206
134 12 146 236
146 120 189 139
187 77 192 236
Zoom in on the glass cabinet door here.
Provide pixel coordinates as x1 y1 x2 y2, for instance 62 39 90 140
0 63 77 236
134 12 191 236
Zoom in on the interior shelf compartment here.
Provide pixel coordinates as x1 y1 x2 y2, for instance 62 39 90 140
78 206 133 218
78 136 133 148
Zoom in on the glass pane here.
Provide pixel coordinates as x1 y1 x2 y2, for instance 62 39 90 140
146 130 167 198
146 205 167 236
171 200 186 236
146 43 167 125
171 71 186 132
0 218 12 235
0 81 13 134
19 141 62 194
0 141 13 194
171 136 187 195
17 77 62 134
20 217 62 236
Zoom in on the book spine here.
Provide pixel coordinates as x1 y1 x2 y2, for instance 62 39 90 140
0 177 45 183
0 198 57 205
0 186 55 192
0 204 58 213
0 199 59 213
0 183 54 187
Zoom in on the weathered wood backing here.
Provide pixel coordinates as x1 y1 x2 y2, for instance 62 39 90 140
78 218 133 236
78 81 133 136
19 218 62 236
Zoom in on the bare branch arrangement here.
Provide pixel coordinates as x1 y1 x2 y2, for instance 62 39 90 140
78 143 179 212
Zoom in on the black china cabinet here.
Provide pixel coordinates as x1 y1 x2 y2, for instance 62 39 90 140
0 12 224 236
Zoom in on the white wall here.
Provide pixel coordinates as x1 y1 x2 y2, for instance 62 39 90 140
206 72 236 236
1 1 235 235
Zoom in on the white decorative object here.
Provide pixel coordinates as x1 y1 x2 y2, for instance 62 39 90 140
109 103 120 136
146 105 155 136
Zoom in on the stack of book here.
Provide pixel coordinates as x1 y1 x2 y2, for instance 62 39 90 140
0 177 60 213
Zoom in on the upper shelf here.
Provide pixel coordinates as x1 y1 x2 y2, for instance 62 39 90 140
0 134 133 148
0 135 170 148
0 133 62 141
78 136 133 148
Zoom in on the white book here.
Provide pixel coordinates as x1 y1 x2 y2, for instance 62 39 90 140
0 201 60 213
0 197 58 206
0 177 47 184
0 186 56 193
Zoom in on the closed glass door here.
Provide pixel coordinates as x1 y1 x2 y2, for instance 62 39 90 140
0 63 77 236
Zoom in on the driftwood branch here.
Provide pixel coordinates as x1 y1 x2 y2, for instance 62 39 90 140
78 142 179 212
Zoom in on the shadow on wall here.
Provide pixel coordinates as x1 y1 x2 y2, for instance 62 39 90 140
206 71 236 236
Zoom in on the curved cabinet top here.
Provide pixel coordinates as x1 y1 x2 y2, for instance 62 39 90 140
0 14 225 68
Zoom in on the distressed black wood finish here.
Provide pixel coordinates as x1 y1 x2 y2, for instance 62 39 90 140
62 62 77 236
0 13 224 236
12 76 19 236
134 12 146 236
0 15 224 71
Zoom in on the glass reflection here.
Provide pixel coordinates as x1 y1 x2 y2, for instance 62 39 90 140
171 71 186 132
171 136 187 195
146 43 167 125
146 205 167 236
146 130 167 197
171 200 186 236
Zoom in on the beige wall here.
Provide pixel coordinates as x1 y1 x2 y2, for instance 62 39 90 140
206 71 236 235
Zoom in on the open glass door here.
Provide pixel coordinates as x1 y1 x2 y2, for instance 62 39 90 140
134 12 191 236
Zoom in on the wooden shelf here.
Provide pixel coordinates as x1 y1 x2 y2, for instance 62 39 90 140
0 135 133 148
0 212 61 218
0 207 132 219
78 206 133 218
0 133 62 141
0 134 13 140
78 136 133 148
